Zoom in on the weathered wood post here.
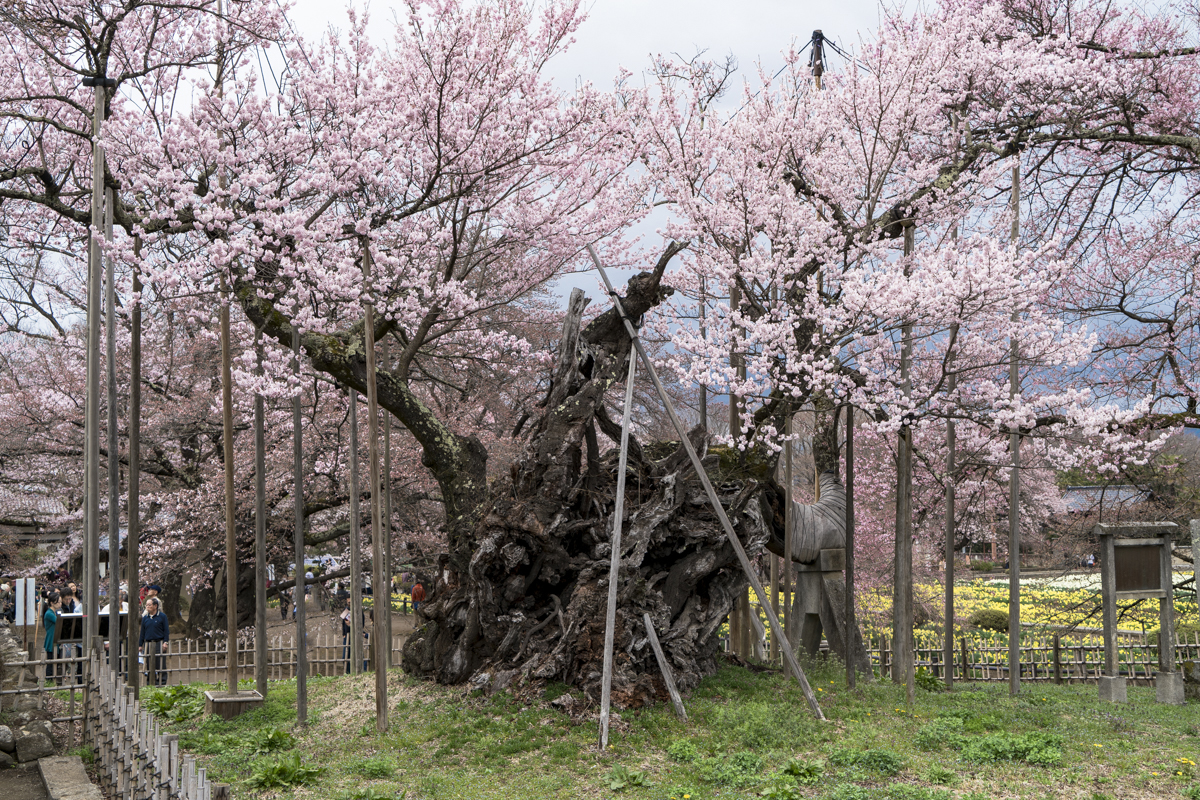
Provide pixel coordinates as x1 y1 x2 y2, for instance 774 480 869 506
1008 163 1022 698
845 405 856 689
1053 634 1062 685
895 222 915 705
293 328 307 721
1192 519 1199 613
350 390 364 674
254 333 268 697
362 241 389 732
599 347 637 750
127 253 142 698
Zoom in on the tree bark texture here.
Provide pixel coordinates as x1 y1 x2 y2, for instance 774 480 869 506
402 269 787 706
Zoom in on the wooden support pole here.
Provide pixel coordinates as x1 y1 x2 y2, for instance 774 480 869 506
292 329 307 722
588 245 825 720
1008 162 1022 698
895 223 915 706
362 242 389 732
784 419 794 646
254 333 268 697
599 350 637 750
944 325 957 690
104 187 119 668
382 340 393 668
85 78 106 648
350 390 364 675
643 613 687 721
845 405 856 689
221 288 238 696
728 281 744 657
127 251 141 698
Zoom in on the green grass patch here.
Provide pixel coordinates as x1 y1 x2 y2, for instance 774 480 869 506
142 657 1200 799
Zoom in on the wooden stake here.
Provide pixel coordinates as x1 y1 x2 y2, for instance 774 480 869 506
643 613 687 721
599 351 637 750
588 245 825 720
362 241 389 732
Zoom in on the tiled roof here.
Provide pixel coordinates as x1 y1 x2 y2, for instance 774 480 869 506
0 486 68 523
1061 485 1148 514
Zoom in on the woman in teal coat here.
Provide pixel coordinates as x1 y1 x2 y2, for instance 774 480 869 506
43 590 61 683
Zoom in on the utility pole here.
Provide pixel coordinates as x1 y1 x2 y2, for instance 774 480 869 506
895 222 915 705
362 241 389 732
126 244 141 697
1008 162 1022 697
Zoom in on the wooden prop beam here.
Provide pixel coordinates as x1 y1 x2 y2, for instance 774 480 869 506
599 351 637 750
587 245 825 721
643 613 687 722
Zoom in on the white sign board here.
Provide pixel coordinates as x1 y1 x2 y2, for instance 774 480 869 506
15 578 35 627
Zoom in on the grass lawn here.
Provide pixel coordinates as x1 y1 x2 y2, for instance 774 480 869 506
144 657 1200 800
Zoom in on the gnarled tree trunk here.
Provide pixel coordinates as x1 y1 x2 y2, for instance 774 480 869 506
403 265 786 706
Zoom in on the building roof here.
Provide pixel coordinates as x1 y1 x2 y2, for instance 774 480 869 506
0 487 68 525
1061 485 1148 514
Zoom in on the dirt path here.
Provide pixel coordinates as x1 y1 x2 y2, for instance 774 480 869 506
0 765 49 800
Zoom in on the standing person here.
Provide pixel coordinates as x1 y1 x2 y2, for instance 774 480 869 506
411 582 426 615
43 591 61 684
139 597 170 686
141 584 160 613
280 588 290 621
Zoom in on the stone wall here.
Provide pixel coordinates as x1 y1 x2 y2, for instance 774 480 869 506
0 621 57 766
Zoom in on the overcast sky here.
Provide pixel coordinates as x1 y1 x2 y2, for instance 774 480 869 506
286 0 883 92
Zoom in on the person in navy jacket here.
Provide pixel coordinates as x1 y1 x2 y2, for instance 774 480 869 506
139 597 170 686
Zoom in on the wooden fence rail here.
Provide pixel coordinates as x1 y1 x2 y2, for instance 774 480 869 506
87 642 215 800
122 630 404 687
866 630 1200 685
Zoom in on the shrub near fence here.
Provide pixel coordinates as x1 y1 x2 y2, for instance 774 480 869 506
869 630 1200 684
